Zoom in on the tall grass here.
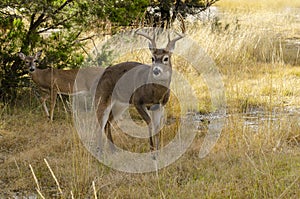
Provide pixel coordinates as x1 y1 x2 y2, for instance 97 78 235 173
0 1 300 198
217 0 300 11
183 5 300 112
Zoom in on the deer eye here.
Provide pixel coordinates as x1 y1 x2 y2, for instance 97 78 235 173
162 55 169 64
151 57 155 62
34 60 38 63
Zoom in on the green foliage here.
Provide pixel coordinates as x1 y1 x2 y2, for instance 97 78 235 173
0 0 148 103
145 0 219 28
104 0 149 26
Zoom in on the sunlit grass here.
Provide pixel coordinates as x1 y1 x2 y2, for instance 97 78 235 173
217 0 300 11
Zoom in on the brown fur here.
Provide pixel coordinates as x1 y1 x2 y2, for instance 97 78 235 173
94 30 184 154
19 52 104 121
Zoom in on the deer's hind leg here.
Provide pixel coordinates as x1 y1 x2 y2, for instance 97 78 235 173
96 98 113 155
105 101 128 152
105 118 115 153
49 89 58 121
40 93 50 118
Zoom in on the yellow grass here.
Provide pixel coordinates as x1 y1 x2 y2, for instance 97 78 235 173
217 0 300 11
0 105 299 197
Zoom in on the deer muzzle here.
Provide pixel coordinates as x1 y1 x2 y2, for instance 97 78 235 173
153 66 161 76
29 67 35 72
152 65 171 81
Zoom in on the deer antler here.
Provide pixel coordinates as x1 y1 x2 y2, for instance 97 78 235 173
166 14 186 52
135 29 157 49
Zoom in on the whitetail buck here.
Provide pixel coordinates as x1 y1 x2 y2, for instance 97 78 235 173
19 51 104 121
94 21 185 154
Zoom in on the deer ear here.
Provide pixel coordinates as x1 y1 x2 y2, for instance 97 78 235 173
35 51 42 58
18 52 26 60
166 43 176 53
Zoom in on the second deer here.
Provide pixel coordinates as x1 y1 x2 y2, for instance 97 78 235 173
19 51 104 121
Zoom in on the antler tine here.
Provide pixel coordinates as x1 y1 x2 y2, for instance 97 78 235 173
166 14 185 51
135 29 157 49
177 13 186 35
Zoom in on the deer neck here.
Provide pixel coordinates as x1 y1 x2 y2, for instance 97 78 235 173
29 68 53 91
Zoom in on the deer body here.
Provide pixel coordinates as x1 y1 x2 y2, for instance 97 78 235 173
19 52 104 121
94 27 184 154
97 61 170 106
29 68 78 94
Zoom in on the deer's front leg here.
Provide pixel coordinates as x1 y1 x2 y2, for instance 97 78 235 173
40 94 50 118
134 103 154 151
150 105 164 151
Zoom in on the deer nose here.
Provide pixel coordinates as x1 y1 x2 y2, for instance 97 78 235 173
153 67 161 76
29 67 35 72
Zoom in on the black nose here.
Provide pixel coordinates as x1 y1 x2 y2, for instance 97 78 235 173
153 67 160 76
29 68 35 72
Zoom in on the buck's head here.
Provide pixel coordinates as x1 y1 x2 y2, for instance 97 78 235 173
18 51 42 73
136 30 184 81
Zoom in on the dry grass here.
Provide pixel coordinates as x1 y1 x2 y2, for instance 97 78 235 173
1 0 300 198
217 0 300 11
0 104 299 198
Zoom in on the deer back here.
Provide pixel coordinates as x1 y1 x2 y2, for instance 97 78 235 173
95 61 144 103
30 68 78 94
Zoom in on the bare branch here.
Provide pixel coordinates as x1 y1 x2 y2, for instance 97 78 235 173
76 34 98 42
34 0 75 33
52 0 74 16
29 12 46 32
37 13 77 34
